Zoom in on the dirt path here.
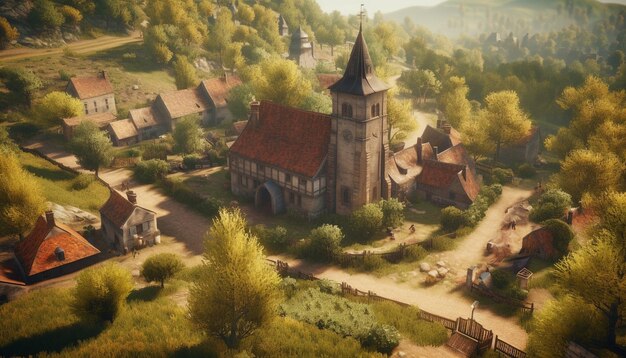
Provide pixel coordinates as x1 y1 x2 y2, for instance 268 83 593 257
0 33 142 63
23 137 87 172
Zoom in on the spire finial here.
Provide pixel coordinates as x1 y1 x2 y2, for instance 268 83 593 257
359 4 365 31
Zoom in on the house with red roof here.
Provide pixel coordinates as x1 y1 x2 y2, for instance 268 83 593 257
198 75 242 124
100 190 159 254
66 70 116 115
228 25 481 218
13 211 101 283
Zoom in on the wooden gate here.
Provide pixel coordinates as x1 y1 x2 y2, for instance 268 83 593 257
447 318 494 357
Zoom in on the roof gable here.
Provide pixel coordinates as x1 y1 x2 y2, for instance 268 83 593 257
229 101 331 178
100 190 137 227
200 75 242 107
129 107 160 129
158 88 211 119
68 74 114 99
108 118 138 140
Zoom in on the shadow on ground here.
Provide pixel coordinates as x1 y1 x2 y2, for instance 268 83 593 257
0 322 104 356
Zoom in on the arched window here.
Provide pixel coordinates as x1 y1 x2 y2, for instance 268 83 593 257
371 103 381 117
371 105 376 117
375 103 380 116
342 103 353 118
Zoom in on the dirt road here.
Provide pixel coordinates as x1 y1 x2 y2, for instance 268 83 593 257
0 33 142 63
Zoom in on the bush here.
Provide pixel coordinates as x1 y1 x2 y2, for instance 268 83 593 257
506 286 529 301
491 269 514 290
29 0 64 30
359 324 400 354
306 224 343 262
58 69 74 81
378 198 405 228
134 159 169 183
253 224 290 251
160 178 223 217
403 245 427 262
317 279 339 294
491 168 514 184
358 255 387 272
529 189 572 223
71 174 94 190
517 163 536 178
60 5 82 24
430 236 456 252
72 263 133 323
372 301 448 346
141 253 184 288
440 206 467 232
280 277 298 298
182 154 201 169
142 142 169 160
349 204 383 242
542 219 574 258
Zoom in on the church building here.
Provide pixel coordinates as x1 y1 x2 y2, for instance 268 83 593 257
229 25 480 218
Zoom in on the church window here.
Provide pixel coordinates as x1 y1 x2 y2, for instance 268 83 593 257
341 186 351 205
342 103 353 118
375 103 380 116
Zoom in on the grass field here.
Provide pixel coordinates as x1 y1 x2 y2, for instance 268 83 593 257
18 151 109 213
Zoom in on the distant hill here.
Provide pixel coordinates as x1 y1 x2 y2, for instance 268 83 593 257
385 0 626 37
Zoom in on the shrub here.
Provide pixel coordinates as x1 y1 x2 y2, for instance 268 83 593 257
506 286 529 301
491 167 514 184
182 154 201 170
253 224 290 251
372 301 448 346
317 279 339 294
29 0 64 30
159 178 223 217
529 189 572 223
440 206 466 232
8 122 40 141
358 255 387 272
307 224 343 262
142 142 169 160
60 5 82 24
542 219 574 258
72 263 133 323
517 163 536 178
378 198 405 228
359 324 400 354
280 277 298 299
349 204 383 242
122 52 137 60
134 159 169 183
0 17 18 50
141 253 184 288
58 69 73 81
491 269 514 290
403 245 427 262
71 174 94 190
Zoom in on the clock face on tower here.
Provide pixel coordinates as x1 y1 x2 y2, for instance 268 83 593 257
342 129 353 142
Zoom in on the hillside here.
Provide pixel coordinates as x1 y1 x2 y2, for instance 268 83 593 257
385 0 626 37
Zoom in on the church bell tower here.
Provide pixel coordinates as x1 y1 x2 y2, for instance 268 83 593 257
327 14 390 215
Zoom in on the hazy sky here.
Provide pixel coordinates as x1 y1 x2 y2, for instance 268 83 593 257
315 0 626 15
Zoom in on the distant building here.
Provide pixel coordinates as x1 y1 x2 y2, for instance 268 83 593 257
129 106 163 141
198 75 243 124
61 112 117 140
278 14 289 36
107 118 139 146
66 70 116 115
154 87 212 130
100 190 159 254
13 211 100 283
289 27 317 69
499 126 541 164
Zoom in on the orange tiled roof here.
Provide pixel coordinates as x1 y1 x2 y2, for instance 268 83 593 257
108 118 138 140
69 75 114 99
129 107 160 129
230 101 331 178
14 215 100 276
200 75 242 107
417 160 465 189
62 112 117 128
99 190 136 228
158 88 211 119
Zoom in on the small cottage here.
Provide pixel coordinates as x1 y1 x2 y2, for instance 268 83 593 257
14 211 100 283
66 70 116 115
108 118 139 146
198 75 242 124
129 107 163 141
62 112 117 140
99 190 159 254
153 88 211 130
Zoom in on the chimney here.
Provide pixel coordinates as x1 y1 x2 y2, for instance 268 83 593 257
249 101 261 127
126 190 137 205
443 123 451 134
54 246 65 261
416 137 423 163
45 211 55 228
433 146 439 157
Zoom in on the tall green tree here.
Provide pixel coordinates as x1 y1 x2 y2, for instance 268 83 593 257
439 76 472 128
70 121 114 177
173 55 197 90
477 90 532 162
0 153 46 238
397 69 441 104
141 253 184 288
460 114 495 161
556 149 622 202
0 16 19 49
173 115 204 154
387 91 417 145
212 9 236 66
246 57 313 108
29 0 64 30
34 91 83 126
0 67 42 107
189 208 281 349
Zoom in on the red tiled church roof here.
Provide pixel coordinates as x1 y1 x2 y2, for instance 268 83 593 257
230 101 331 178
99 190 136 228
14 214 100 276
69 74 114 99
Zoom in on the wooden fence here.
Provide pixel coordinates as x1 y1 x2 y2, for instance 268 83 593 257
471 282 534 314
456 317 493 353
419 310 457 331
495 335 527 358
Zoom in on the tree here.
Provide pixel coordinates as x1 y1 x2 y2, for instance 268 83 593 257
349 203 384 242
542 219 574 258
29 0 64 30
133 159 169 183
223 42 245 72
72 263 133 323
189 208 281 349
173 115 204 154
141 253 184 288
0 16 19 49
586 191 626 254
60 5 83 25
0 153 46 238
227 84 255 119
378 198 405 228
70 121 114 177
0 67 42 107
387 90 417 145
460 114 495 161
555 237 626 353
398 69 441 104
529 189 572 223
34 91 83 126
556 149 622 202
439 76 472 128
477 91 532 162
301 91 332 114
213 8 236 65
173 55 197 90
307 224 343 262
246 57 313 108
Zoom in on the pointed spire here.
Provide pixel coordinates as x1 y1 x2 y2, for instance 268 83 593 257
328 9 389 96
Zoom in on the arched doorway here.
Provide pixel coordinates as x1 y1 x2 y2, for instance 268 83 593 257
254 181 286 215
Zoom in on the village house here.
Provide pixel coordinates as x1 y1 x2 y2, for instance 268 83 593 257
13 211 100 283
198 75 242 124
129 106 163 141
289 27 317 69
61 112 117 140
99 190 159 254
499 126 542 164
66 70 116 115
229 24 482 218
107 118 139 147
